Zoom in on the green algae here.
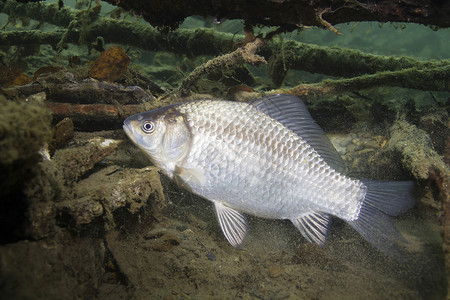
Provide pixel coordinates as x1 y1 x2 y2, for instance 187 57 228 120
0 96 52 165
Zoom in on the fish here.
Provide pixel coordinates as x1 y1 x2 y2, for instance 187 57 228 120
123 94 415 256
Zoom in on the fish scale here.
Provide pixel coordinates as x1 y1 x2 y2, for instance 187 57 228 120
177 100 364 221
123 94 415 256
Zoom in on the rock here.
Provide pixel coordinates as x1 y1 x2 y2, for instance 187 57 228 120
206 252 216 261
147 234 181 252
56 166 164 227
49 117 74 153
268 266 283 278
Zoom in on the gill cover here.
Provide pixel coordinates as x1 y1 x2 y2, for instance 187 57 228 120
161 109 191 162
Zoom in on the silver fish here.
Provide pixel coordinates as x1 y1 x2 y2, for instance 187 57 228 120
123 94 415 256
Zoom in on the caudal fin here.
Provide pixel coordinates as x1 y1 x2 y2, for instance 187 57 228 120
362 180 416 216
347 181 416 258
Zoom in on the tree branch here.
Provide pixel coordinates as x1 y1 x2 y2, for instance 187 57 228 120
272 65 450 97
1 0 447 93
178 38 267 96
104 0 450 29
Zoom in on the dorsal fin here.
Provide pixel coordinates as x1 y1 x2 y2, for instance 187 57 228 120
250 94 346 173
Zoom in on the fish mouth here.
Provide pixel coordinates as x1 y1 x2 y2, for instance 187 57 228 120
123 121 136 143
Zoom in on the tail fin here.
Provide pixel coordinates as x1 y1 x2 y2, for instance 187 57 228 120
362 181 416 216
347 181 416 258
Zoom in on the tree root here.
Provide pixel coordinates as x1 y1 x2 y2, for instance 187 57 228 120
387 119 450 295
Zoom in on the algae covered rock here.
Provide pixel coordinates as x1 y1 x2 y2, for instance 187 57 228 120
0 95 52 242
0 95 52 165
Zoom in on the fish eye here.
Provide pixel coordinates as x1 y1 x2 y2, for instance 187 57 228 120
142 121 155 133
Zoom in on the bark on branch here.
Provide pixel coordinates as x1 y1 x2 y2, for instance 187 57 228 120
104 0 450 29
179 38 267 96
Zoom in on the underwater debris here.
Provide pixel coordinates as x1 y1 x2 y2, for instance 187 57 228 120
22 135 163 238
387 119 450 293
42 77 152 105
56 166 164 228
143 227 181 252
54 137 122 182
22 136 120 238
0 96 52 242
275 65 450 97
179 38 266 96
68 55 82 67
102 0 450 29
32 66 65 81
1 0 447 92
1 67 167 131
49 117 75 154
388 119 449 182
88 46 130 82
46 102 147 129
0 96 52 165
3 69 161 106
0 66 32 87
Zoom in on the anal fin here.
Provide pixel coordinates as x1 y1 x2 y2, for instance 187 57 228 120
213 202 248 248
291 212 332 246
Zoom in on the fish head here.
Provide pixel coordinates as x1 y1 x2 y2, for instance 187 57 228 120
123 106 191 167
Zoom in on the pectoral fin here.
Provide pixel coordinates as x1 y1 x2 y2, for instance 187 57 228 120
174 165 206 188
291 212 331 246
213 202 248 248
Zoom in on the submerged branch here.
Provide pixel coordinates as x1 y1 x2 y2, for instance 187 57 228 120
46 102 148 122
2 75 154 105
387 120 450 294
178 38 267 96
0 0 76 28
273 65 450 97
262 40 448 79
1 1 447 82
104 0 450 29
0 29 69 46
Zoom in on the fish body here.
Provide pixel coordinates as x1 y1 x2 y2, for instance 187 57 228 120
123 94 415 255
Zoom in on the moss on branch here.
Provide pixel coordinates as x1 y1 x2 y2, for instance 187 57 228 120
274 65 450 97
179 38 267 96
1 0 448 94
